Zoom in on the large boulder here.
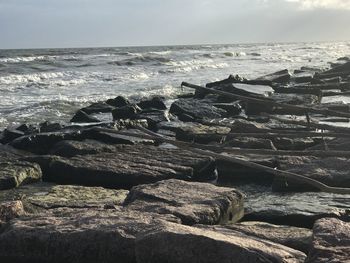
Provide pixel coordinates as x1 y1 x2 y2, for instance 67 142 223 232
0 161 42 190
272 156 350 192
306 218 350 263
206 222 312 253
124 179 244 225
135 222 306 263
0 207 178 263
44 145 216 189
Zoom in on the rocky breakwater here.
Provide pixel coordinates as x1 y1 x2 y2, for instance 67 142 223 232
1 57 350 262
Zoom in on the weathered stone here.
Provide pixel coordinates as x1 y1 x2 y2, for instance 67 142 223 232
106 96 130 107
124 179 244 225
45 145 216 189
70 110 101 123
0 201 25 222
241 185 350 228
137 97 167 110
254 69 292 84
272 137 317 151
169 98 227 120
306 218 350 263
0 129 25 144
39 121 64 133
212 102 242 116
0 207 178 263
205 222 312 253
112 104 141 120
273 156 350 192
135 222 306 263
136 109 169 130
292 71 314 83
81 102 115 114
225 137 276 150
0 161 42 190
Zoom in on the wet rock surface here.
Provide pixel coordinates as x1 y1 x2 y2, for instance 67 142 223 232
124 179 244 225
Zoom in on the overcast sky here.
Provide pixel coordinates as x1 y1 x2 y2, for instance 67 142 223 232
0 0 350 49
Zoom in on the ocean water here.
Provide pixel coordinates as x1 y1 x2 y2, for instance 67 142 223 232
0 42 350 130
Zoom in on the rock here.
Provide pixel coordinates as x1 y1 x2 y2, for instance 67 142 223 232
0 161 42 190
112 104 141 120
10 131 81 154
136 109 169 130
272 137 317 151
308 138 350 151
241 185 350 228
169 98 227 120
124 179 244 225
135 222 306 263
39 121 64 133
106 96 130 107
0 129 25 144
45 145 217 189
292 71 314 83
271 93 320 106
208 222 312 253
229 119 270 133
272 156 350 192
70 110 101 123
0 201 25 222
137 97 167 110
212 102 242 116
225 137 276 150
80 102 115 114
323 61 350 74
254 69 291 85
0 207 178 263
306 218 350 263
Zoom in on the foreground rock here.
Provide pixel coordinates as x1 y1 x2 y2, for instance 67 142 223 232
240 185 350 228
0 207 178 263
0 201 25 222
124 179 244 225
0 161 42 190
135 222 306 263
44 144 216 188
209 222 312 253
306 218 350 263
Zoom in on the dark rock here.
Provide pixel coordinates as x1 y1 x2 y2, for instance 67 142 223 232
292 71 314 83
45 145 217 188
207 222 312 253
137 97 167 110
272 156 350 192
271 93 320 106
272 137 317 151
241 185 350 228
0 207 178 263
0 161 42 190
212 102 242 116
81 102 115 114
106 96 130 107
225 137 276 150
0 201 25 222
39 121 64 133
229 119 270 133
124 179 244 225
70 110 101 123
136 109 169 130
135 222 306 263
0 129 25 144
323 61 350 74
306 218 350 263
112 104 141 120
178 113 195 122
10 131 81 154
169 98 227 120
254 69 291 85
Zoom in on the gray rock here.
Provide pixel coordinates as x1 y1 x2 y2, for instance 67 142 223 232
225 137 276 150
169 98 227 120
81 102 115 114
112 104 141 120
241 185 350 228
0 161 42 190
272 156 350 192
137 97 167 110
206 222 312 253
124 179 244 225
254 69 291 84
45 145 216 188
0 201 25 222
135 222 306 263
306 218 350 263
0 207 178 263
70 110 101 123
106 96 130 107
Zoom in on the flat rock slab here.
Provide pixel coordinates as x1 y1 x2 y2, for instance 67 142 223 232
124 179 244 225
210 221 312 253
135 222 306 263
273 156 350 191
240 185 350 228
0 182 128 212
0 207 178 263
45 145 216 189
306 218 350 263
0 161 42 190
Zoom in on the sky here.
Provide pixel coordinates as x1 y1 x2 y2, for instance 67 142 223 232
0 0 350 49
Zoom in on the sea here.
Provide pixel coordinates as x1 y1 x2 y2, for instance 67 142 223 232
1 41 350 130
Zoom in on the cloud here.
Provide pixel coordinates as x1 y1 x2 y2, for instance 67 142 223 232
286 0 350 10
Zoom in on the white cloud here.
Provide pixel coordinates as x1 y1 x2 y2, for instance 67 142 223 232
286 0 350 10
